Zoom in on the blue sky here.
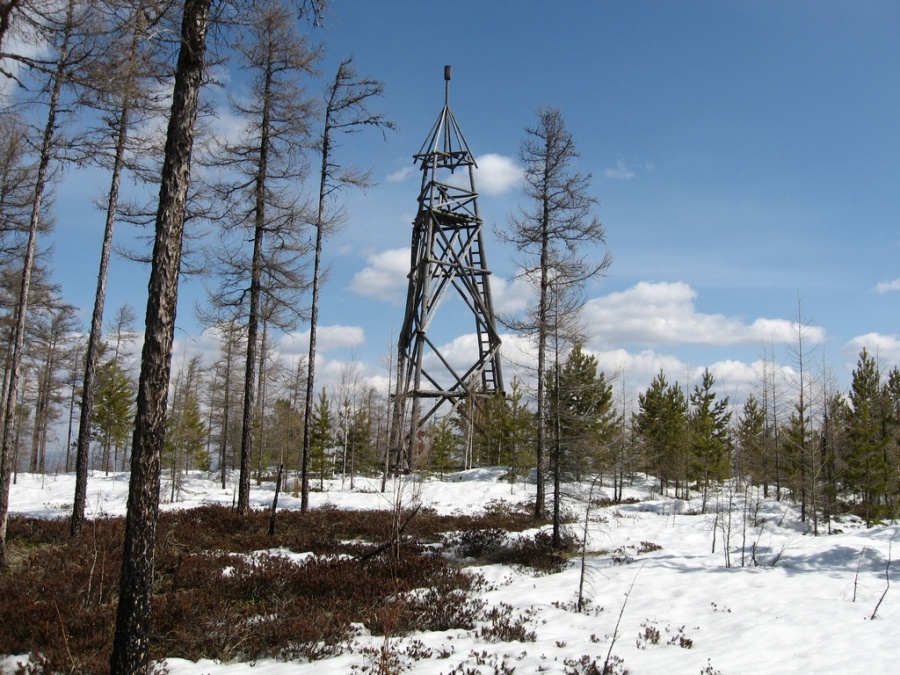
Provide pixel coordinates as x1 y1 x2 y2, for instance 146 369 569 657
49 0 900 407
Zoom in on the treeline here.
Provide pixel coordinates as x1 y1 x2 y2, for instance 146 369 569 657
430 344 900 534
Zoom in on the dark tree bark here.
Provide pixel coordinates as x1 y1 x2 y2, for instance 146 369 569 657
110 0 210 670
0 0 21 52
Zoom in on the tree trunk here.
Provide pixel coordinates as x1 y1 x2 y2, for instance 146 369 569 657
0 0 73 567
0 0 21 51
72 99 131 537
110 1 210 671
236 59 273 516
300 109 328 512
218 322 235 490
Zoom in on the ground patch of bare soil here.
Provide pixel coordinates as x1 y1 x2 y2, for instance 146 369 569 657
1 500 563 673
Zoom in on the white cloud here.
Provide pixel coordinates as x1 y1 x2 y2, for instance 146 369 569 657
844 333 900 368
490 276 532 316
875 279 900 293
592 347 686 384
604 159 636 180
582 281 826 348
386 165 415 183
474 153 522 195
278 325 366 356
497 341 765 409
349 248 410 303
389 153 519 194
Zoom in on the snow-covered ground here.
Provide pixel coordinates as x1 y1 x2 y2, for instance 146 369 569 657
3 469 898 674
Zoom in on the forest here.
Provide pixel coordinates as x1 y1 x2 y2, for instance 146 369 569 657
1 2 899 673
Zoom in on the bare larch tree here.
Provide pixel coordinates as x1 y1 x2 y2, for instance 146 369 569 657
498 106 611 519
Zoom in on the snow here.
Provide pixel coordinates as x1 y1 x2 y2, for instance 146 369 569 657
4 469 899 674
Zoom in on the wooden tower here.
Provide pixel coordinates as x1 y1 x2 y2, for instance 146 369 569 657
389 66 504 471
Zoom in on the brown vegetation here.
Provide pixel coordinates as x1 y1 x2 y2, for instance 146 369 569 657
1 502 559 673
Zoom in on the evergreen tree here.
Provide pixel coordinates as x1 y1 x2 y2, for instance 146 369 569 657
635 371 688 497
735 394 765 484
164 356 208 501
94 355 134 473
310 389 333 489
547 345 618 480
688 368 731 506
782 401 814 518
884 367 900 504
345 402 375 479
495 382 535 484
268 398 302 470
846 348 890 524
821 391 851 528
427 417 456 480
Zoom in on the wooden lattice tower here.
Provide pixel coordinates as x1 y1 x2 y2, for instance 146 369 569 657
390 66 504 471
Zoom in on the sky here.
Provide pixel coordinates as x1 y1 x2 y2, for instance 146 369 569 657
45 0 900 408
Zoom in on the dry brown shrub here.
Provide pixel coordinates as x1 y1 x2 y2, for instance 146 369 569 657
2 503 528 672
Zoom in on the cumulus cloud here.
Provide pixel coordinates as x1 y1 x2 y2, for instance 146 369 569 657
582 281 826 347
875 279 900 294
844 333 900 368
496 339 766 409
490 276 532 316
278 325 366 356
348 248 410 303
473 153 522 194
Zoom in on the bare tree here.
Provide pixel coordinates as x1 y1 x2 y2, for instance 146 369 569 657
27 300 79 474
110 3 325 668
0 0 90 567
206 317 244 489
110 0 213 668
203 0 318 515
498 107 611 518
783 300 819 527
70 0 176 538
300 56 392 510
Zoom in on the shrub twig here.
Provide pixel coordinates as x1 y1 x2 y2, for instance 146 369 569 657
870 533 896 620
604 563 643 673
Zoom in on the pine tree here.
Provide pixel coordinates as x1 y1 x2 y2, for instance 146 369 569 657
268 398 302 472
635 371 688 497
94 356 134 473
427 418 456 480
846 348 890 524
735 394 765 484
503 382 536 484
688 368 731 508
547 345 618 481
310 389 333 489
